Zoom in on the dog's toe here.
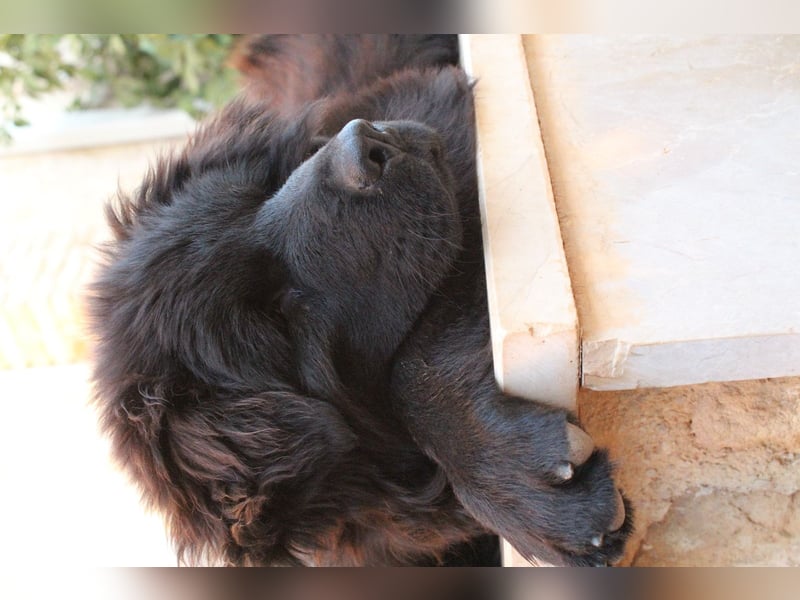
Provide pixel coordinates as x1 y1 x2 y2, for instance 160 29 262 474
609 489 626 532
545 423 595 483
554 462 574 481
566 423 594 467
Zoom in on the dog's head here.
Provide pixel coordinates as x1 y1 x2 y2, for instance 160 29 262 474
90 97 465 564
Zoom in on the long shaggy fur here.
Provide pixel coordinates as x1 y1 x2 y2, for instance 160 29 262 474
90 35 632 567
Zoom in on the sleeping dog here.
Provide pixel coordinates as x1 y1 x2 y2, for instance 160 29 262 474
90 34 631 566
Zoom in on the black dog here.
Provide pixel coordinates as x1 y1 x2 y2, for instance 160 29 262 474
90 35 631 566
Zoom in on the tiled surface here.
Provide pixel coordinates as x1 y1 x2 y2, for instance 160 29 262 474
525 35 800 390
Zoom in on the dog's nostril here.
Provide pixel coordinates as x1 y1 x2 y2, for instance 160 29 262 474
332 119 402 190
430 141 443 162
368 146 388 168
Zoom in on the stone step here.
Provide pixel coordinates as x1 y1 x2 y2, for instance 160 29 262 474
525 34 800 391
461 34 580 412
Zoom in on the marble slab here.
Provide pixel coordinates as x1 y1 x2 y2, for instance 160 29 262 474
460 34 580 410
461 34 580 568
525 35 800 391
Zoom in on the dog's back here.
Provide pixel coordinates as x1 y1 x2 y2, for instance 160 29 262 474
232 35 459 118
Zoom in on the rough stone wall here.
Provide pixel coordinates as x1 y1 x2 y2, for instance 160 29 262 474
578 377 800 565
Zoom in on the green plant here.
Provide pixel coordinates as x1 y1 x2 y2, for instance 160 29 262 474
0 34 240 142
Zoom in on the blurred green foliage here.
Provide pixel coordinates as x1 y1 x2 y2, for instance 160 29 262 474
0 34 239 142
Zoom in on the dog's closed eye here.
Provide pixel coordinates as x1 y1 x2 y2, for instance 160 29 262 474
275 287 306 318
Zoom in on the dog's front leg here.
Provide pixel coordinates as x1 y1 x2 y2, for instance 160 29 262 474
390 302 632 566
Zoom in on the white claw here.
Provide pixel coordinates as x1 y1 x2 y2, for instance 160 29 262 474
566 423 594 466
610 489 626 531
555 462 574 481
591 534 604 547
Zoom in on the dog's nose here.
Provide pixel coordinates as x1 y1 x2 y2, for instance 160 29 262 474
331 119 400 190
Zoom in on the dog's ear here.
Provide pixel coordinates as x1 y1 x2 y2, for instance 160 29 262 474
98 380 356 565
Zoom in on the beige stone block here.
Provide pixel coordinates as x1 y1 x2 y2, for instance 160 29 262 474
460 34 579 412
461 33 581 568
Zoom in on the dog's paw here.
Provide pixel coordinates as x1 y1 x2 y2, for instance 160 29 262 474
452 400 633 566
516 449 633 567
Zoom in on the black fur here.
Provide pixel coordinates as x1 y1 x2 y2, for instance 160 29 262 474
90 34 632 566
